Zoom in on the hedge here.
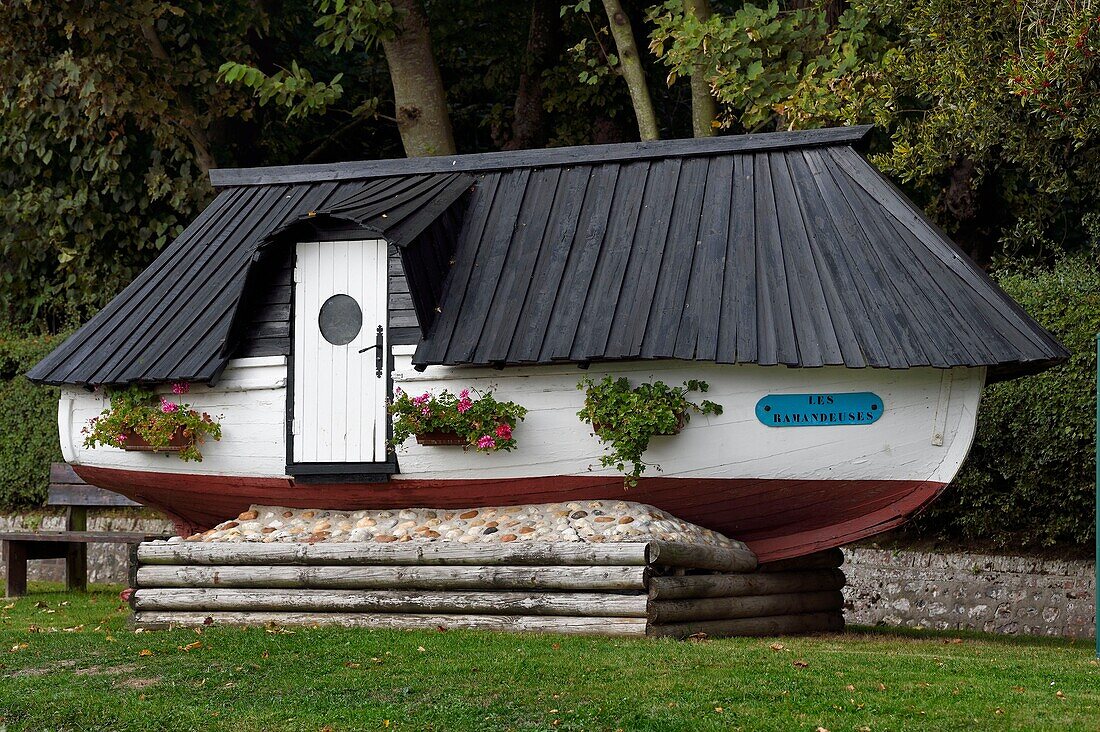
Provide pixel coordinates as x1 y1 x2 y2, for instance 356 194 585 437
906 253 1100 551
0 329 66 510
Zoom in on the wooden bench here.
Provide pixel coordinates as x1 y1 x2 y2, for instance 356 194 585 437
2 464 170 597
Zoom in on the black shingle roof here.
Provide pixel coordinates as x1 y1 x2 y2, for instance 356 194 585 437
28 126 1068 386
27 174 471 386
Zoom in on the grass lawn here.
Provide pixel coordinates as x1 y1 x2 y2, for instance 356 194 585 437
0 584 1097 731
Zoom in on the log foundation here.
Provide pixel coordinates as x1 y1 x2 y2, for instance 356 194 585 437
130 542 845 638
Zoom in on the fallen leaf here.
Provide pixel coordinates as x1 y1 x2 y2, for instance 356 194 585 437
1056 691 1066 700
1012 686 1025 693
688 632 709 642
262 650 269 659
769 642 785 651
994 708 1004 715
945 638 963 644
845 684 856 692
34 601 47 609
139 649 154 657
182 641 202 652
878 683 887 691
793 660 809 668
417 646 426 652
2 602 14 610
10 643 28 652
714 707 724 714
344 662 361 669
816 727 830 732
63 625 84 632
371 657 383 665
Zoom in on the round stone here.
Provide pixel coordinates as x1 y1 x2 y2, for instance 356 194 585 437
374 534 397 543
459 510 479 520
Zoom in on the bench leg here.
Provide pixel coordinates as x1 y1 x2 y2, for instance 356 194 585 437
4 540 28 597
65 542 88 592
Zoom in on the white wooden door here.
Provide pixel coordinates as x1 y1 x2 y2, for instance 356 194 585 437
292 239 388 464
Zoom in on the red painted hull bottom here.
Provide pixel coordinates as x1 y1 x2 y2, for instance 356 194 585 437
72 466 946 563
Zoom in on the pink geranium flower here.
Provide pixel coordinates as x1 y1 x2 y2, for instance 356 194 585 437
160 398 179 414
495 423 512 440
477 435 496 449
459 389 470 399
171 382 190 395
412 393 430 406
421 406 432 416
456 397 473 414
116 433 128 442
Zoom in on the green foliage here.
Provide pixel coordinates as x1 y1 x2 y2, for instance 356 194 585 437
219 61 348 120
389 387 527 452
83 384 222 462
578 376 722 485
0 329 66 510
648 0 893 132
0 1 257 326
908 252 1100 550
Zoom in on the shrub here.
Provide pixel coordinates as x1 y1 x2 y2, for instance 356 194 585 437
906 253 1100 550
0 328 67 510
83 383 222 462
389 387 527 453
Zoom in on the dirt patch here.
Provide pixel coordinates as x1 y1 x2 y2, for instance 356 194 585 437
73 664 139 676
6 667 52 677
114 677 159 689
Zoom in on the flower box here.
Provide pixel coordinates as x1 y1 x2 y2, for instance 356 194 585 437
119 426 193 452
414 429 468 447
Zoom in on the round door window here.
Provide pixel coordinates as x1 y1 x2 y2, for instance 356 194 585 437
318 294 363 346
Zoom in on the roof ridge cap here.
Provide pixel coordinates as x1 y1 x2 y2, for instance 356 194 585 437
210 125 874 189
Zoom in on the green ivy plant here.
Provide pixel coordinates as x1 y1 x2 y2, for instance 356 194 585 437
389 387 527 453
577 376 723 486
82 383 222 462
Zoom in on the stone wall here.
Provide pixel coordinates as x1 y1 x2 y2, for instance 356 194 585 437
842 547 1096 639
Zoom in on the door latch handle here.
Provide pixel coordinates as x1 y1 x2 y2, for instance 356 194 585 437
358 325 384 378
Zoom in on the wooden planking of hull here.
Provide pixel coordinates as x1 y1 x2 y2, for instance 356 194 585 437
60 355 984 562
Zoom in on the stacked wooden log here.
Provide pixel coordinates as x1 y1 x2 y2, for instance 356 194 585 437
129 541 845 638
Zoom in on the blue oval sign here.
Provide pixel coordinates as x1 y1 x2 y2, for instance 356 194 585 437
755 392 883 427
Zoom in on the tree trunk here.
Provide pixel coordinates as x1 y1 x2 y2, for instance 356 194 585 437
140 22 217 173
502 0 562 150
601 0 659 140
381 0 456 157
684 0 718 137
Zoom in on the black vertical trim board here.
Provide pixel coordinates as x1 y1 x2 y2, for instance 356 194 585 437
507 166 591 362
571 161 651 360
414 172 503 364
540 165 620 361
786 151 882 368
770 152 842 367
477 167 563 363
642 156 708 358
726 154 758 364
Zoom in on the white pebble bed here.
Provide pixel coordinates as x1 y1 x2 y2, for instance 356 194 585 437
161 501 743 550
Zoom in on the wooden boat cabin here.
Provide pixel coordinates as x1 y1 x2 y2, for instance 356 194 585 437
28 126 1068 561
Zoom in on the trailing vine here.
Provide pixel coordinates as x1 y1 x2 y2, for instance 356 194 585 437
578 376 722 486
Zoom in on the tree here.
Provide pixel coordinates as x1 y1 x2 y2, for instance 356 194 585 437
682 0 717 136
0 1 255 326
223 0 455 157
601 0 660 139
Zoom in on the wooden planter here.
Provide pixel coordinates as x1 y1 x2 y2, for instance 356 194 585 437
415 430 468 447
120 427 192 453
